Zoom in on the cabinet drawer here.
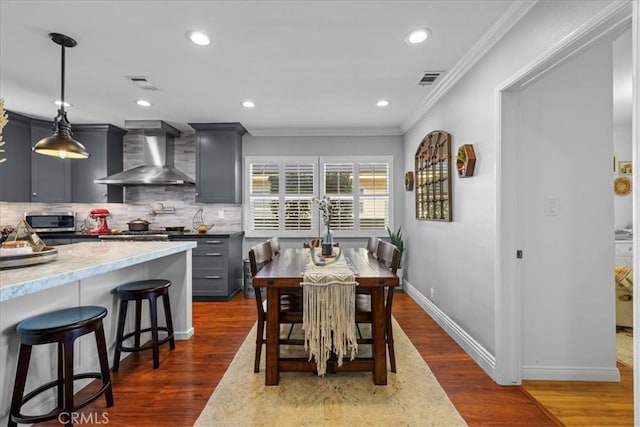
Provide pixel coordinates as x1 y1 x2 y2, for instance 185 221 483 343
195 238 229 251
192 252 228 270
193 275 228 296
192 265 226 278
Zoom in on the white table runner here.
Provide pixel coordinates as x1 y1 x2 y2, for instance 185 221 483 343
301 249 358 376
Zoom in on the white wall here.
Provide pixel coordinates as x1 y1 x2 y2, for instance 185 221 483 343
517 40 616 377
402 0 616 362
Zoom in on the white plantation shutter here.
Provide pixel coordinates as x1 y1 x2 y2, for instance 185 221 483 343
284 163 314 231
358 163 389 230
248 163 279 231
245 156 391 237
323 163 354 230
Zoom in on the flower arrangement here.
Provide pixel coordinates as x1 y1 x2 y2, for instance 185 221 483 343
312 195 335 227
312 195 337 255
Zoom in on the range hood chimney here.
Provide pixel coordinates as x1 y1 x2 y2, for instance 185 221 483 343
95 120 195 186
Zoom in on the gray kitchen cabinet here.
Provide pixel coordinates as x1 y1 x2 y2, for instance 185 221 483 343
30 118 73 203
0 111 31 201
0 110 125 203
189 122 246 203
171 233 243 300
72 124 126 203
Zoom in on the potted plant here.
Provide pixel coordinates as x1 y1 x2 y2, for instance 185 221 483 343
386 226 404 286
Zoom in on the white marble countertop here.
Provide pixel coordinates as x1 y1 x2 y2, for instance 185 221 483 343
0 241 197 302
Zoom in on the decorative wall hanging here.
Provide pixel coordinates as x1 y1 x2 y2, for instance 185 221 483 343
404 171 414 191
414 130 452 221
456 144 476 178
614 176 632 196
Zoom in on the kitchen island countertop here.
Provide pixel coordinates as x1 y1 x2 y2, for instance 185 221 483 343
0 240 197 302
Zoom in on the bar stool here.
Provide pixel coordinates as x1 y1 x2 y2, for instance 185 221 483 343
112 279 175 371
9 306 113 427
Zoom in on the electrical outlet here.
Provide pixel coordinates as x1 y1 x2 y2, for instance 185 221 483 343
430 288 435 301
218 210 224 219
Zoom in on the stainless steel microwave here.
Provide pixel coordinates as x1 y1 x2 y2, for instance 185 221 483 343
24 212 76 232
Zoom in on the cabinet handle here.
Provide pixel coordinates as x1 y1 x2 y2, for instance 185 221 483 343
206 240 222 244
206 252 222 256
32 192 37 197
205 275 222 279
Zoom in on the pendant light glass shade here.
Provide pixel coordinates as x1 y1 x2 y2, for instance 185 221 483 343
33 33 89 159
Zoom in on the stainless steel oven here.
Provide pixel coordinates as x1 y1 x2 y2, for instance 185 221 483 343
24 211 76 233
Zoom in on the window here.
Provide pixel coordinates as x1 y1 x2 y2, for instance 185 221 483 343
245 156 392 238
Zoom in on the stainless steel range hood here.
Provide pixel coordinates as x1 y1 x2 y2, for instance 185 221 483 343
95 120 195 186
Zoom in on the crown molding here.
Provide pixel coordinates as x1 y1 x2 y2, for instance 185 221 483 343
247 127 403 137
400 0 538 133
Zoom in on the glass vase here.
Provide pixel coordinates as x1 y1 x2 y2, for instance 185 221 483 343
322 225 333 256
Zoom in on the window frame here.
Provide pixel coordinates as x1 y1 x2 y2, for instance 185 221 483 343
244 155 393 238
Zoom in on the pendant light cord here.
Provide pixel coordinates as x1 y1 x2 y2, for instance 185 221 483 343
60 41 66 115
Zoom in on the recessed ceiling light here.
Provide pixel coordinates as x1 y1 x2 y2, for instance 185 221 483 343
242 100 255 108
53 100 72 107
376 99 390 107
405 28 430 45
188 31 210 46
136 99 152 107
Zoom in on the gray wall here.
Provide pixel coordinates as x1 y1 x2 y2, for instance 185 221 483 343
242 133 404 254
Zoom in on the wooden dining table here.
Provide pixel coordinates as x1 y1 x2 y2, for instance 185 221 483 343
252 247 399 385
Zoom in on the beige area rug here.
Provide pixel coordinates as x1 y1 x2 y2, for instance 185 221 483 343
195 318 467 426
617 327 633 368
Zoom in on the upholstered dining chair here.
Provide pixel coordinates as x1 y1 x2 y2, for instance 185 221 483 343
248 240 303 373
355 240 400 372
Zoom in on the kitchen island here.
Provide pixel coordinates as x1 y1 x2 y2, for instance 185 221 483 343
0 240 196 424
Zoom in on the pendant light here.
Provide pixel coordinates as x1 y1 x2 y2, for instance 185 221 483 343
32 33 89 159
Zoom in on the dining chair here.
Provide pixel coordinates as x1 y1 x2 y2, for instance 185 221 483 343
366 236 379 256
269 237 281 255
249 240 303 373
355 240 400 372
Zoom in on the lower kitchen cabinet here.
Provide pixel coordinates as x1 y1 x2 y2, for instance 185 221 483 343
171 233 243 300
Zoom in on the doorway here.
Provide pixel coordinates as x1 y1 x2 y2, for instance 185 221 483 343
494 3 634 386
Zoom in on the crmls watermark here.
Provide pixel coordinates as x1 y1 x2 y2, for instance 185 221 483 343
58 411 109 424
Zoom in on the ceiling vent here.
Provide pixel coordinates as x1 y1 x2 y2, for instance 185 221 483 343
126 76 158 91
418 71 444 86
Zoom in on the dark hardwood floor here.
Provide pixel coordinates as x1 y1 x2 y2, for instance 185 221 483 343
40 291 630 426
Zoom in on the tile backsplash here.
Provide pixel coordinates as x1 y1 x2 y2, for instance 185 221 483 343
0 131 243 232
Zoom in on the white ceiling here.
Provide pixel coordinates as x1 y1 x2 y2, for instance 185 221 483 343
0 1 515 134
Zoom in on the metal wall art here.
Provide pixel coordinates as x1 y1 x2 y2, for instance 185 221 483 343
415 130 452 221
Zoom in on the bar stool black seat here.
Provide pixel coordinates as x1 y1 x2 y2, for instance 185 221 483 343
9 305 113 427
112 279 175 371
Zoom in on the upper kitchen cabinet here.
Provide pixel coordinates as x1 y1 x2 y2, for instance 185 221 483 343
72 124 126 203
0 111 31 201
30 118 73 203
189 122 246 203
0 110 125 203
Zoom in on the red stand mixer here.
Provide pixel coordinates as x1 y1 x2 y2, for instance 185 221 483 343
86 208 112 235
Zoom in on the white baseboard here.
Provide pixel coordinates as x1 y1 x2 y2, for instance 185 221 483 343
402 280 498 381
402 280 622 384
521 365 620 382
175 327 195 340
